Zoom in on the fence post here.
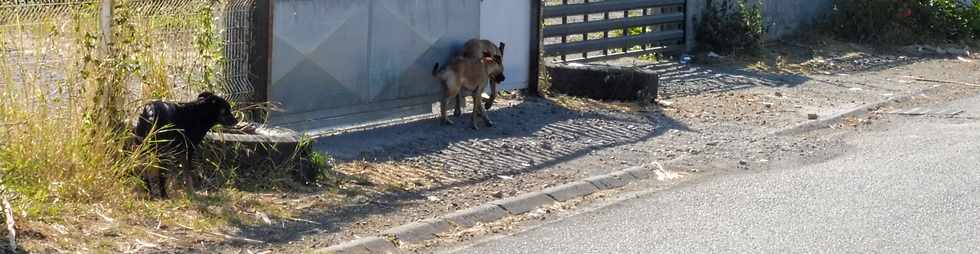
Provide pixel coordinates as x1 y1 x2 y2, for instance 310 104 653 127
99 0 112 55
527 0 542 97
685 0 704 53
249 0 273 106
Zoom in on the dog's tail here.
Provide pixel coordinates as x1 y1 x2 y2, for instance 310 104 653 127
432 63 441 76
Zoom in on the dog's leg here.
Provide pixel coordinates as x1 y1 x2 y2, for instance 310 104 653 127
442 79 459 125
471 93 482 130
182 147 195 196
138 173 152 199
144 167 161 198
484 81 497 110
158 168 168 199
141 172 151 197
440 96 454 125
474 91 494 128
454 93 463 117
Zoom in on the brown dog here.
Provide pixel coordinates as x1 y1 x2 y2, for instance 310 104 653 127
457 39 506 116
433 51 498 129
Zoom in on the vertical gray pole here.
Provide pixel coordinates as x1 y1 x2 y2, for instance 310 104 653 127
252 0 272 104
100 0 113 55
685 0 699 53
528 0 542 97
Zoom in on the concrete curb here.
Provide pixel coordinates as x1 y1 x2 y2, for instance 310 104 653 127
773 92 920 136
381 218 453 244
316 236 398 254
583 172 630 190
315 163 661 253
541 181 599 202
440 204 509 228
623 165 655 179
491 192 558 215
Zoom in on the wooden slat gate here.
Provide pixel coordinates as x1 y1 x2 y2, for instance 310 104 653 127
542 0 687 62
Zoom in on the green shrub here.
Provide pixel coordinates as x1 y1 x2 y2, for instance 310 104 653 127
696 0 765 55
968 3 980 37
830 0 980 43
195 136 336 192
829 0 912 42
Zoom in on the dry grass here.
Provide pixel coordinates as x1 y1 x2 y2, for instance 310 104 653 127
335 161 456 192
706 36 878 75
0 7 138 220
0 2 339 252
0 2 449 250
548 94 651 113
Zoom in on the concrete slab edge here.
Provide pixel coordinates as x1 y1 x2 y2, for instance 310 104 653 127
491 192 558 215
316 236 398 254
541 181 600 202
380 218 453 244
315 163 660 252
442 204 510 228
773 91 921 136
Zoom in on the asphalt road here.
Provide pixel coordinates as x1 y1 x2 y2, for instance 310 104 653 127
445 95 980 253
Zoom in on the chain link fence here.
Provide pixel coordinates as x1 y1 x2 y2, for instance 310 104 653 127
223 0 255 103
0 0 257 106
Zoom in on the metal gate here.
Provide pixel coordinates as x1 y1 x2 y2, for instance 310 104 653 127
543 0 687 62
268 0 481 132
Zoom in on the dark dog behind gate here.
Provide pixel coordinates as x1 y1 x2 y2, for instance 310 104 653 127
133 91 238 198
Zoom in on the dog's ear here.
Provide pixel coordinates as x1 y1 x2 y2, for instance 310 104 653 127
198 91 215 100
481 51 495 64
498 42 505 54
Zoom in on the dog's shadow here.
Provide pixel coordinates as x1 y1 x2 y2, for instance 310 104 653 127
200 52 936 248
206 95 693 246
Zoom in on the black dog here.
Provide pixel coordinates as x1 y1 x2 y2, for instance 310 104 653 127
133 91 238 198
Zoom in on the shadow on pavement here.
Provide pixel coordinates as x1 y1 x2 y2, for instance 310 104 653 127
224 97 688 245
214 50 931 247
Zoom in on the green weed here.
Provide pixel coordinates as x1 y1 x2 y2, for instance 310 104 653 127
697 0 765 55
829 0 980 44
0 0 334 251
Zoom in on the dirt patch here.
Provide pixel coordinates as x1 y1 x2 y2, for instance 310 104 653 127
16 39 980 254
334 162 455 192
200 47 978 253
702 37 926 76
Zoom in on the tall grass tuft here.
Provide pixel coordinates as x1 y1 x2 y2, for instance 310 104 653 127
0 0 226 221
0 1 340 251
0 2 140 220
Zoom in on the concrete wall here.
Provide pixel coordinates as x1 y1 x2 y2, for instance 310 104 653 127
266 0 536 133
269 0 482 132
481 0 531 92
686 0 834 51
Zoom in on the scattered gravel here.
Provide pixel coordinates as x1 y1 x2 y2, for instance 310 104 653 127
184 45 980 254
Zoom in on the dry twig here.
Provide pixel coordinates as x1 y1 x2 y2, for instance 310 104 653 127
904 76 980 88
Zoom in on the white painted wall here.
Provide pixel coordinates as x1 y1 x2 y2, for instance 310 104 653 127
480 0 531 91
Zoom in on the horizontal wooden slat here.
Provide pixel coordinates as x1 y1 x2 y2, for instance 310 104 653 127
544 12 684 37
544 29 684 56
544 0 685 18
557 45 684 62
